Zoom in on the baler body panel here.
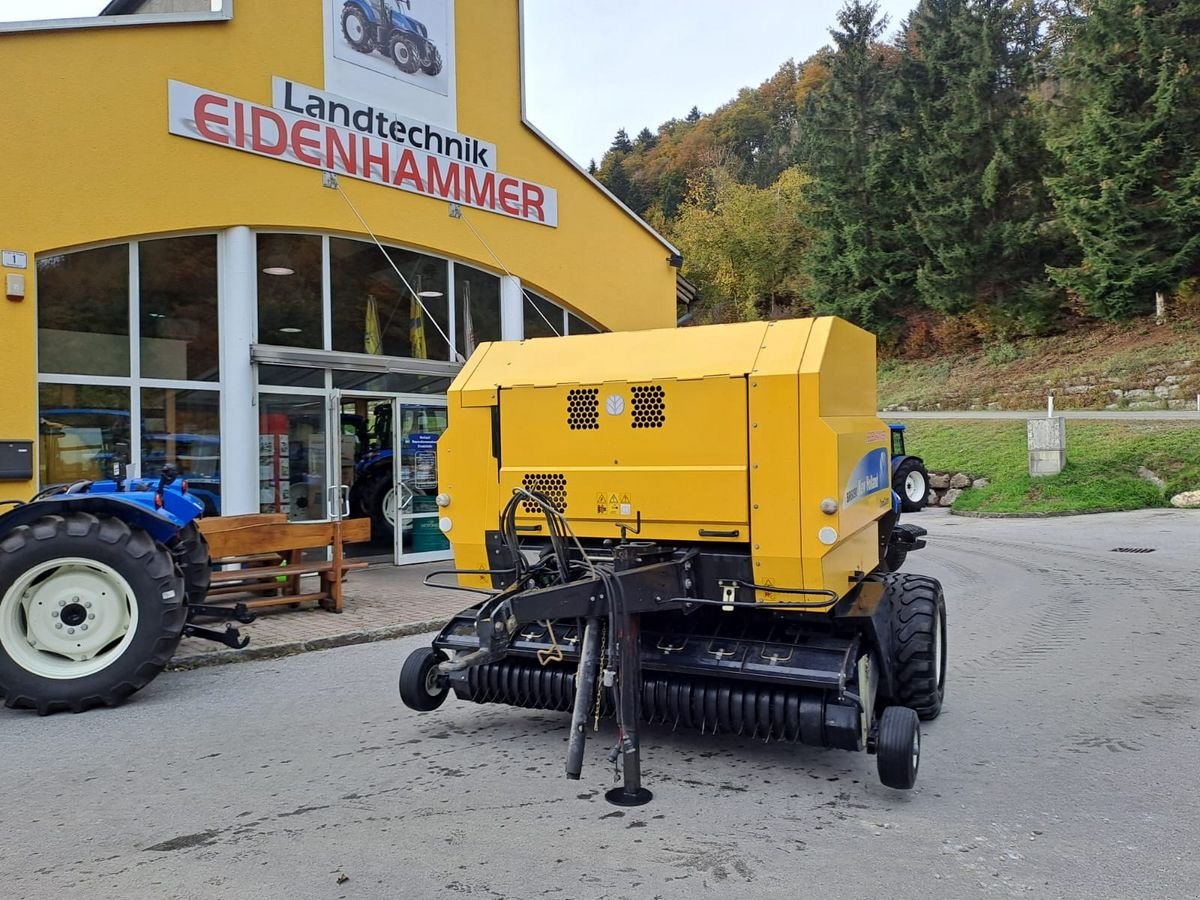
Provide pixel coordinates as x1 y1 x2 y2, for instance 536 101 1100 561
441 317 889 606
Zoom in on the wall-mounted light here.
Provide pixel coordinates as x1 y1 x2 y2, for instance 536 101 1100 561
418 290 444 299
279 327 303 334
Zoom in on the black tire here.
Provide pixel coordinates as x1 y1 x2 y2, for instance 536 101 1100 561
176 522 211 605
884 543 907 573
877 706 920 789
341 4 374 52
895 458 929 512
880 572 946 720
360 471 396 541
421 45 443 76
399 646 448 711
0 513 186 715
390 33 421 73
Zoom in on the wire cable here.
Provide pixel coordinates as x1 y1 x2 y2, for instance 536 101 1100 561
331 178 462 359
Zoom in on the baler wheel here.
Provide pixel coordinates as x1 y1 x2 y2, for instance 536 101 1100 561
876 706 920 789
881 572 946 720
399 646 449 711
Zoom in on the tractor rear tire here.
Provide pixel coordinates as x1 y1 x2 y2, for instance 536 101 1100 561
341 4 374 52
877 706 920 789
177 522 211 605
0 513 187 715
895 458 929 512
880 572 946 721
399 646 449 711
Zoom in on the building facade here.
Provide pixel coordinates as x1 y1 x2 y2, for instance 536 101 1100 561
0 1 679 563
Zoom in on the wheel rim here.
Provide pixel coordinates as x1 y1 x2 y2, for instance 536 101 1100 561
0 557 139 679
911 727 921 772
382 483 415 529
393 41 411 65
423 661 442 697
904 470 926 503
346 15 365 43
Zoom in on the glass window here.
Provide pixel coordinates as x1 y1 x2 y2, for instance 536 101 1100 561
258 365 326 387
257 234 323 349
330 238 451 360
38 384 131 485
258 394 328 522
37 245 130 376
455 264 501 359
567 313 601 335
141 387 221 514
332 371 453 393
140 235 219 381
523 294 565 339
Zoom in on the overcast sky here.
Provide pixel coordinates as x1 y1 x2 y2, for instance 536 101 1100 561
1 0 917 164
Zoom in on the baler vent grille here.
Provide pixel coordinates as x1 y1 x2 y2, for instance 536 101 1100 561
521 473 567 513
566 388 599 430
631 384 666 429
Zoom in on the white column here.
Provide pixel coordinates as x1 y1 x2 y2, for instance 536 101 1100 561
218 226 259 515
500 274 524 341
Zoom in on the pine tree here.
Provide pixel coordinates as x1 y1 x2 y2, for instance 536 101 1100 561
611 128 633 153
798 1 913 327
1045 0 1200 318
686 106 702 123
636 127 657 150
898 0 1065 328
587 159 598 176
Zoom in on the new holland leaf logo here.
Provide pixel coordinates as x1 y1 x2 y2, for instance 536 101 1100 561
605 395 625 416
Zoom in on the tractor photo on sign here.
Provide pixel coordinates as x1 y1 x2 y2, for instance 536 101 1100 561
334 0 449 94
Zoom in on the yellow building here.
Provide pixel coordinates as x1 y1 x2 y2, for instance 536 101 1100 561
0 0 681 563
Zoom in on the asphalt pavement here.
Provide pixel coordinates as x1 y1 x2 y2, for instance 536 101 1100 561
2 508 1198 900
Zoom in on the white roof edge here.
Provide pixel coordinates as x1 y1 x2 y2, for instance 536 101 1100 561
516 0 681 259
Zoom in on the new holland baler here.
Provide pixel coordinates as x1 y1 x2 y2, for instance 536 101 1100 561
399 317 946 804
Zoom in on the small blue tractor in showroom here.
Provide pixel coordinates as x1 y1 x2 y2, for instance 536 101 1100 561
0 467 252 715
340 0 443 76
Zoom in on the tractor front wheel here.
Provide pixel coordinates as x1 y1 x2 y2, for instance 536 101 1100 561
390 33 421 73
0 513 186 714
399 646 449 711
421 45 443 76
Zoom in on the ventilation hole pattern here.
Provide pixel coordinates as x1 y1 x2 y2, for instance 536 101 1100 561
567 388 599 430
631 384 666 429
521 473 567 513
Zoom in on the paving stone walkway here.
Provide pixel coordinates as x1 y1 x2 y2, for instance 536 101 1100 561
172 562 469 667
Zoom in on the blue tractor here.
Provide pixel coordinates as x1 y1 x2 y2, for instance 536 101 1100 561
340 0 443 76
889 423 929 512
0 468 251 715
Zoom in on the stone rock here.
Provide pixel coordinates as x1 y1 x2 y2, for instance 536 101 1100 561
1170 491 1200 508
949 473 971 489
939 488 961 507
1168 399 1195 410
1065 384 1092 395
1124 389 1155 401
1128 400 1165 411
972 478 990 489
1154 384 1177 398
927 491 938 506
929 473 951 490
1137 466 1166 491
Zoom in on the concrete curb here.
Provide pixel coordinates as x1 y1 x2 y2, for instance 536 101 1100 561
950 507 1131 519
168 617 451 671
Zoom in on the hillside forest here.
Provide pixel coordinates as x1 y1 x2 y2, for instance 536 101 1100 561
591 0 1200 356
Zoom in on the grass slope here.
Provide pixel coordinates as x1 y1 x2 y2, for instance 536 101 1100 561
899 420 1200 514
879 315 1200 411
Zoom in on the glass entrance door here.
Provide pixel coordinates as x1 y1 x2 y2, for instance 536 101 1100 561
396 401 450 563
332 393 451 564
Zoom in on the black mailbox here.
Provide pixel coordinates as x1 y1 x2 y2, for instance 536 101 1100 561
0 441 34 481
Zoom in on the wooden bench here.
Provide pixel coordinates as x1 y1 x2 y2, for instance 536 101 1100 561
198 514 373 613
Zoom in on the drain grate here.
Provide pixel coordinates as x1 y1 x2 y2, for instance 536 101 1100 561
1111 547 1155 554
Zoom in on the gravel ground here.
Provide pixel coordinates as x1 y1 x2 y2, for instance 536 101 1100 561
1 508 1197 899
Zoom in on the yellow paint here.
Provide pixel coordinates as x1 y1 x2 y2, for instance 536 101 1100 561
0 1 677 499
444 317 891 605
